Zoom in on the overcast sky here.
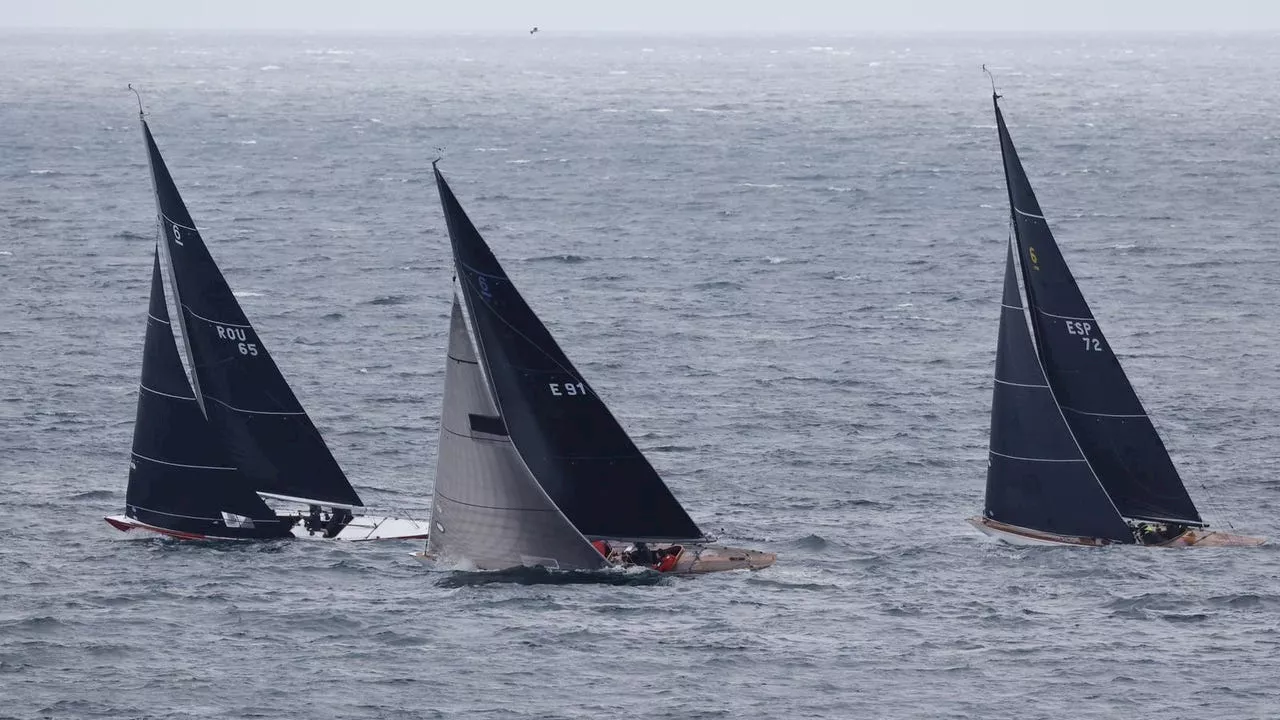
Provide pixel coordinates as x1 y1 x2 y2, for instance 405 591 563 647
5 0 1280 33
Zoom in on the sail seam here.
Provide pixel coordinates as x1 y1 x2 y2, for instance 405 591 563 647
441 425 508 443
447 354 480 365
989 450 1089 464
1015 207 1046 220
1034 308 1095 322
128 503 283 523
435 490 563 513
994 378 1050 389
148 313 171 325
203 395 306 416
182 306 253 329
159 212 198 232
132 451 236 471
139 384 197 401
1061 406 1147 419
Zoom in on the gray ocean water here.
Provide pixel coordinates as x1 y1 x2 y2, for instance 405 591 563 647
3 31 1280 719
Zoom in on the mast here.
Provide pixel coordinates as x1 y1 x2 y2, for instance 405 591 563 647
133 87 206 418
992 91 1203 528
433 164 705 543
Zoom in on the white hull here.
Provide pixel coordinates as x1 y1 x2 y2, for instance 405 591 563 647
288 515 430 541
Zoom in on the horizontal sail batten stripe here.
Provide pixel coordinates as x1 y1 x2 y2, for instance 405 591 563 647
1033 308 1096 322
182 306 253 329
132 451 235 471
1014 207 1046 220
159 212 199 232
140 384 197 401
457 261 508 281
128 503 286 524
1000 303 1025 311
204 395 306 416
993 378 1050 389
1061 406 1148 419
148 313 171 325
446 354 479 365
435 490 560 513
989 449 1088 464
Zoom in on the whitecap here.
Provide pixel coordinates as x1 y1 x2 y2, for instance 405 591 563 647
233 291 263 298
260 65 281 71
608 70 628 75
827 186 852 192
739 182 782 189
506 159 530 164
238 140 257 145
765 256 788 264
649 108 672 113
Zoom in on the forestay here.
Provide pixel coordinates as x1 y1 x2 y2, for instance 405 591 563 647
994 96 1202 526
125 251 291 538
427 299 609 570
434 164 704 542
141 119 362 509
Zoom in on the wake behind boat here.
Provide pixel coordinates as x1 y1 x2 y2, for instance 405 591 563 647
972 84 1262 549
416 163 775 574
106 97 428 542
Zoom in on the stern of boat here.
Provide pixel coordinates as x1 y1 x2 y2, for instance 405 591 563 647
672 544 776 574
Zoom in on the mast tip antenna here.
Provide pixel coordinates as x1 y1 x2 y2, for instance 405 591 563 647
432 146 445 167
982 65 1001 99
128 84 144 115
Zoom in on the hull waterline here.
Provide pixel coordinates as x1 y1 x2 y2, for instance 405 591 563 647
412 543 776 574
968 517 1264 547
105 513 429 542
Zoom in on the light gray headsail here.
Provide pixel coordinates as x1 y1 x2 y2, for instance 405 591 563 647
427 298 608 571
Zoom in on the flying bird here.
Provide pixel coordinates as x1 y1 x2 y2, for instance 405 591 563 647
530 26 539 35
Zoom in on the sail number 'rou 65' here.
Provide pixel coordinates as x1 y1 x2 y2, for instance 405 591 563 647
549 382 587 397
1064 319 1102 351
215 325 258 356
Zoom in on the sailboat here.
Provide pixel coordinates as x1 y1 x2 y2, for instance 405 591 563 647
416 163 777 573
970 88 1263 547
106 103 429 541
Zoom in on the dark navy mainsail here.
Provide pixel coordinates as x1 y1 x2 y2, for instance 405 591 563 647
125 251 291 538
434 165 704 542
141 119 362 509
994 95 1202 526
985 242 1133 542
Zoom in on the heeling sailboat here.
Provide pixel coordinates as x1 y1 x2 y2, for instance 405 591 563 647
105 252 294 540
969 88 1263 547
418 164 776 573
107 101 428 541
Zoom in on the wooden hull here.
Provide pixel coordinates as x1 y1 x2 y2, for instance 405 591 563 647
967 517 1115 546
969 517 1265 547
669 545 776 574
411 544 777 574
